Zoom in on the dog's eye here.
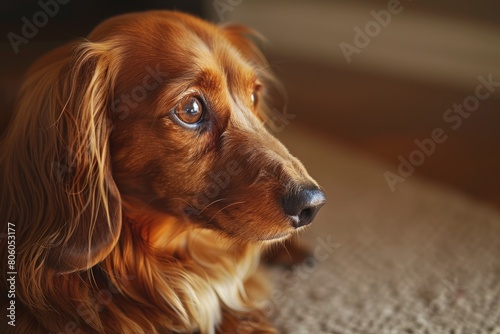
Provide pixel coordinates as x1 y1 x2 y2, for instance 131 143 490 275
251 91 258 107
174 96 204 125
251 84 261 108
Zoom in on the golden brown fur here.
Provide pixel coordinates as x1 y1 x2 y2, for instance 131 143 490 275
0 11 323 333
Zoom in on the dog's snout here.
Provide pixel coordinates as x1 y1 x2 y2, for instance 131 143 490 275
281 186 326 228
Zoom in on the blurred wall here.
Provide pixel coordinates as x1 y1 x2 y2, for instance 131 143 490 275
204 0 500 94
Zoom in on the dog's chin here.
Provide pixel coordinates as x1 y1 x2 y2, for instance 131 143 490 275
258 233 292 243
218 229 293 244
211 225 294 244
256 223 313 244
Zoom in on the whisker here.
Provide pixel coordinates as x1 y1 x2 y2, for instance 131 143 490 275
198 198 228 215
208 201 245 224
282 240 292 261
171 197 192 207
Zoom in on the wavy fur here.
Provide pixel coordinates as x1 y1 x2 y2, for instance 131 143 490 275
1 11 321 334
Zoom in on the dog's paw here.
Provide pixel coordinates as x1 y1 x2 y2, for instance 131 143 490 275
234 323 278 334
217 310 278 334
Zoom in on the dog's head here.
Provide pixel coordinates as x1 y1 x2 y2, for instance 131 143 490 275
103 12 325 243
2 11 325 273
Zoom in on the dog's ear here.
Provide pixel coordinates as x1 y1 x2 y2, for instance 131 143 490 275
222 25 269 70
222 25 287 125
1 40 122 273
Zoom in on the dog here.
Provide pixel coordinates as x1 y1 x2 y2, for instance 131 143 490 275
0 11 325 334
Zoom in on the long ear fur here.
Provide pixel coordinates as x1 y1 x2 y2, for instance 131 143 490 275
222 25 287 126
0 40 122 274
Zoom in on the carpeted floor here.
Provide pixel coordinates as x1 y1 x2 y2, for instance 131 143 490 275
268 125 500 333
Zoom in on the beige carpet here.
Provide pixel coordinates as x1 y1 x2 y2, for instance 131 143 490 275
267 125 500 333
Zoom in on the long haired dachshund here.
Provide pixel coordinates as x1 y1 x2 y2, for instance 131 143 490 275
0 11 325 334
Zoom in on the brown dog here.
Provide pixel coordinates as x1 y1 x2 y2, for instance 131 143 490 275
0 11 325 333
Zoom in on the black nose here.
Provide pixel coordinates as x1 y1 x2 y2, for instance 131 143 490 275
281 186 326 228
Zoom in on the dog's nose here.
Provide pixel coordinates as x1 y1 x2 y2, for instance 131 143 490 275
281 186 326 228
